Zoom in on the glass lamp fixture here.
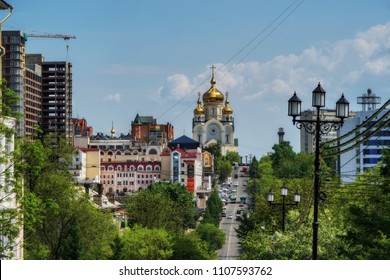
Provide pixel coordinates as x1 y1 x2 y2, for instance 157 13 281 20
280 183 288 197
288 91 302 117
336 93 350 120
312 82 326 108
267 190 274 203
294 190 301 203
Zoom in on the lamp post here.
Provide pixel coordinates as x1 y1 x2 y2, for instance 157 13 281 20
267 183 301 232
288 83 349 260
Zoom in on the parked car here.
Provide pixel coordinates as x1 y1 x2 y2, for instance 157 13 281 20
227 214 233 219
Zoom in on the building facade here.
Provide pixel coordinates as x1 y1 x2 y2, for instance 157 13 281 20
131 113 174 145
100 161 161 194
192 66 238 155
41 61 73 138
25 55 43 136
161 135 211 208
2 30 26 135
338 109 390 182
0 117 23 259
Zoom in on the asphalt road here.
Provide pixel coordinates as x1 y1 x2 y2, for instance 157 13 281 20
217 168 248 260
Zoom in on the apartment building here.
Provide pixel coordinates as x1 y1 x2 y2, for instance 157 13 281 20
2 30 26 135
41 61 73 138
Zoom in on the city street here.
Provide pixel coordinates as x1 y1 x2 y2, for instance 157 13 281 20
217 167 248 260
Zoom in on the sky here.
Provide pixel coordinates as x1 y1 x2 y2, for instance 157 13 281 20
3 0 390 159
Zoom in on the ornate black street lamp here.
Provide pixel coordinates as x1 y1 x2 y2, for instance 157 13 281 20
288 83 349 260
267 183 301 232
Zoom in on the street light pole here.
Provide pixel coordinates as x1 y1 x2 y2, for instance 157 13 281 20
288 83 349 260
312 105 321 260
267 183 301 232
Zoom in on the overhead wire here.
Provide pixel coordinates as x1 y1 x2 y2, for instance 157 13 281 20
158 0 305 123
321 98 390 149
322 117 390 158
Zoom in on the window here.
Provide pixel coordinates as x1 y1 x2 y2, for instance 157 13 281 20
137 165 144 171
146 165 152 171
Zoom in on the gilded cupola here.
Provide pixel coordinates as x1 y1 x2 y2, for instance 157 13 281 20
202 65 224 103
222 92 233 115
194 92 205 115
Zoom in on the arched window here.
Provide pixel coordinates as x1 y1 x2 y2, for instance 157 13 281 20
137 165 144 171
154 165 160 171
107 151 113 156
146 165 152 171
133 151 139 155
130 165 135 171
116 151 122 156
124 151 131 155
117 165 122 171
108 165 114 171
100 151 105 156
100 166 105 171
149 149 157 155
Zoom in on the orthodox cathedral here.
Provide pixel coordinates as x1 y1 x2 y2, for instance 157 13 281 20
192 66 238 155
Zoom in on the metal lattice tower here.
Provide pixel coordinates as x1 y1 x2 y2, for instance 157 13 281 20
357 88 381 111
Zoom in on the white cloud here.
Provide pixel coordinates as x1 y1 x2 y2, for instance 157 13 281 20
104 93 121 103
157 22 390 111
157 73 193 100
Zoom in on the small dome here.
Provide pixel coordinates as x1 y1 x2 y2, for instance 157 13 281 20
194 92 205 115
202 65 224 103
222 92 233 114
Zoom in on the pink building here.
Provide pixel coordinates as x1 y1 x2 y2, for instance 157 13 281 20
100 161 161 195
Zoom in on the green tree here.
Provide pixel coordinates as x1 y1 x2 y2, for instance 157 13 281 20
21 135 118 260
337 165 390 259
217 159 233 182
196 223 226 252
203 189 223 226
0 80 22 258
170 231 213 260
120 225 174 260
248 156 259 178
127 182 195 234
225 151 240 165
207 142 222 159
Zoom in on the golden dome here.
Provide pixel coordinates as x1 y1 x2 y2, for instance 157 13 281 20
110 121 115 135
194 92 205 115
202 65 224 103
222 92 233 114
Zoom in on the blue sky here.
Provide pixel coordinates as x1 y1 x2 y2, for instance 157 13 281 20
4 0 390 159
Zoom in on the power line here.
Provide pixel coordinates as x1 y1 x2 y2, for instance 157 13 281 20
321 98 390 150
159 0 305 123
322 117 390 159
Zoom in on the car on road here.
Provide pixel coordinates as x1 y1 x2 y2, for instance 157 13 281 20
227 214 233 219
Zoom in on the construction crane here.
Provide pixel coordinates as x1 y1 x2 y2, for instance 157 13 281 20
26 33 76 40
26 32 76 61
